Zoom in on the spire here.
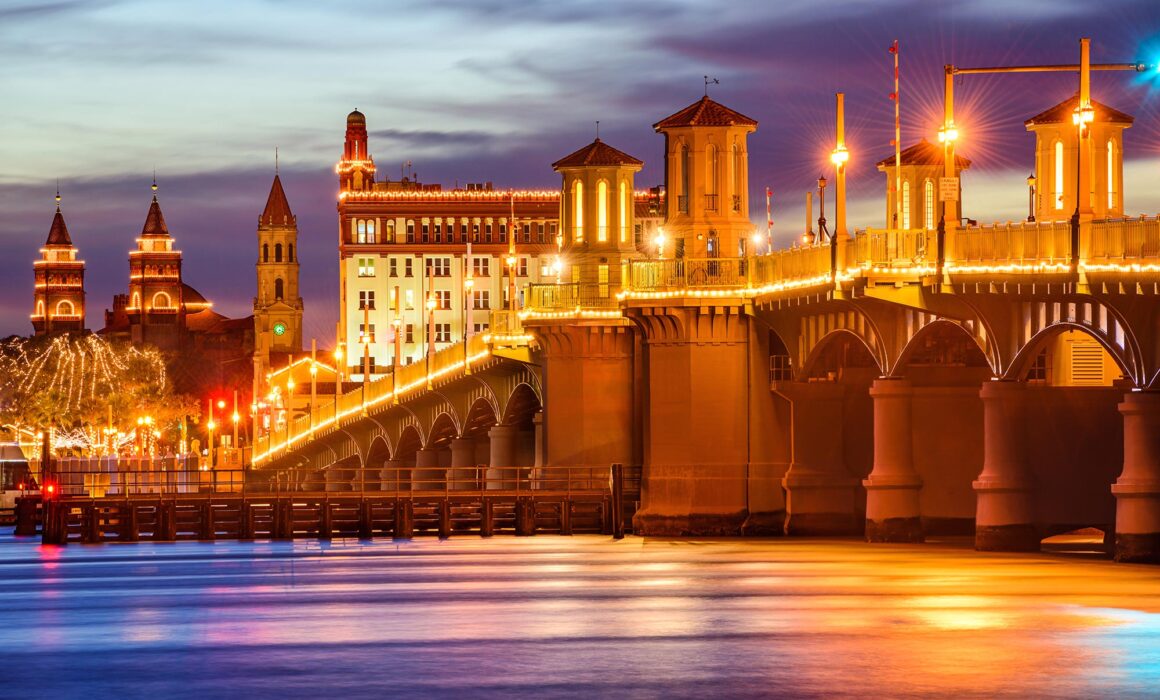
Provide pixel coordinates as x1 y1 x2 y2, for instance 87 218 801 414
46 190 71 246
261 174 294 226
141 179 169 237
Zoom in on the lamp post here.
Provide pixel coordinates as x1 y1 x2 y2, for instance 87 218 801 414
817 175 829 240
425 292 436 389
282 381 293 450
463 274 474 374
1027 173 1037 222
937 120 959 269
231 391 239 461
654 227 665 259
1071 102 1094 270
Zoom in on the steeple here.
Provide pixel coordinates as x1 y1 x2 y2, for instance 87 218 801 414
46 203 72 246
141 181 170 237
32 190 86 336
261 174 295 226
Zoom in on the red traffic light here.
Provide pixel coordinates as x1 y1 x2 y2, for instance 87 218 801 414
44 483 56 499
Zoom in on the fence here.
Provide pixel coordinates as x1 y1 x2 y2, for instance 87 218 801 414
853 229 932 266
1090 216 1160 260
954 220 1071 265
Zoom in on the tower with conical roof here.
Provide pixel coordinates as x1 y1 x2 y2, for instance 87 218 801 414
654 95 757 259
127 181 185 350
253 172 303 388
32 192 86 336
552 137 643 293
876 139 970 230
337 109 376 192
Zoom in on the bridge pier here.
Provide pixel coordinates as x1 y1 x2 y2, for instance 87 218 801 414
864 378 924 542
487 425 518 489
384 458 407 491
1113 391 1160 563
780 382 861 536
414 448 443 491
974 381 1039 551
450 437 477 490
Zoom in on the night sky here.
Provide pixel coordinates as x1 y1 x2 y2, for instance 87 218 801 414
3 0 1159 341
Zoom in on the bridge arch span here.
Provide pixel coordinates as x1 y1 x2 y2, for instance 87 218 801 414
891 319 995 378
800 328 884 380
1005 321 1141 385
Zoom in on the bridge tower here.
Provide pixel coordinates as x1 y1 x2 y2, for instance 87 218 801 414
253 173 303 400
876 140 969 230
32 193 86 336
1025 95 1132 222
653 96 757 259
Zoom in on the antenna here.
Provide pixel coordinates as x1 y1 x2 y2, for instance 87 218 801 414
55 179 61 210
704 75 719 96
275 146 279 175
595 120 600 139
151 169 158 199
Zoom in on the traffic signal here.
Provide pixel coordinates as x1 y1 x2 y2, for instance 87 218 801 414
43 482 56 500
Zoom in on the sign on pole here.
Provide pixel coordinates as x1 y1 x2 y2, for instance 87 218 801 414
939 177 959 202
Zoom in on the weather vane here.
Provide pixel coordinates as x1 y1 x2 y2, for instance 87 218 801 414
704 76 719 96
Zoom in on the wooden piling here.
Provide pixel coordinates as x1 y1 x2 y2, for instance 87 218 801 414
394 498 414 539
438 498 451 539
481 497 494 538
515 497 535 536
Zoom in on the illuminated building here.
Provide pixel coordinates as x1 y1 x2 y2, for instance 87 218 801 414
253 173 304 398
335 109 662 378
875 140 970 229
31 194 85 336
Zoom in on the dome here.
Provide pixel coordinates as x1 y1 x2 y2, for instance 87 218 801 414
347 109 366 125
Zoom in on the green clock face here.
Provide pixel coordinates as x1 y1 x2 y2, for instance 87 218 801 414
273 322 287 337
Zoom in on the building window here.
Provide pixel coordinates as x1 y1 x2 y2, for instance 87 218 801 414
405 289 415 310
356 219 376 244
275 243 283 263
434 221 442 242
388 258 397 277
1054 140 1064 210
522 223 531 243
386 220 396 243
425 258 450 277
151 292 171 309
706 144 718 196
405 323 414 344
56 300 74 316
473 258 490 276
634 223 643 245
499 221 507 239
358 290 375 310
572 180 584 242
473 322 489 334
485 222 494 243
1107 139 1116 210
597 180 609 242
358 257 375 277
901 180 911 230
537 222 546 243
434 323 451 343
619 181 628 243
406 221 415 243
731 143 742 211
472 222 480 242
435 290 451 310
262 243 269 262
517 258 528 276
358 323 376 342
598 264 610 298
474 290 490 310
422 222 430 242
923 180 934 230
274 279 284 300
680 143 690 212
288 244 294 262
404 258 413 277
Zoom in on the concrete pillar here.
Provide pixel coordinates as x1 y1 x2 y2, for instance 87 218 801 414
974 380 1038 551
533 412 544 468
487 425 518 489
450 437 477 491
414 447 443 491
383 457 407 492
780 383 859 535
1112 391 1160 563
864 378 924 542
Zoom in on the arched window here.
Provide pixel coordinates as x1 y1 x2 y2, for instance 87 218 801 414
572 179 584 242
55 300 71 316
366 220 376 244
706 144 718 195
288 243 294 262
1054 140 1064 210
619 181 628 243
902 181 911 230
1107 139 1116 210
275 278 284 300
152 292 171 309
36 300 44 317
597 180 609 242
275 243 283 263
732 143 742 211
680 143 690 212
131 292 141 309
356 220 367 243
923 180 934 230
262 243 269 263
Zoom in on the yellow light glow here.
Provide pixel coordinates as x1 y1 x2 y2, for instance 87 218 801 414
830 147 849 165
207 420 216 431
232 412 240 423
938 124 959 143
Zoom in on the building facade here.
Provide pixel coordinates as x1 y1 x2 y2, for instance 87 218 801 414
32 195 86 336
253 173 304 399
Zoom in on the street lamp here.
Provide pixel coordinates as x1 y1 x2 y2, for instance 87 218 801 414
1026 173 1036 222
654 228 666 258
817 175 829 240
937 122 959 144
1071 103 1094 267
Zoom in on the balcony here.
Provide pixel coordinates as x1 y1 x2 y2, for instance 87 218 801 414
525 282 618 312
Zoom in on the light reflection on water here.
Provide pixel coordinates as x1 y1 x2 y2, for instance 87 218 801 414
0 533 1158 698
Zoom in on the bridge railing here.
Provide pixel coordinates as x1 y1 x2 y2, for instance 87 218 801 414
751 243 834 286
525 282 618 311
396 465 611 494
1090 216 1160 261
854 228 932 267
954 220 1071 265
625 257 749 292
33 456 245 496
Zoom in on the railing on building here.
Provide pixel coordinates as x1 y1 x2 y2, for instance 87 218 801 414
626 257 749 292
750 243 834 286
954 220 1071 265
525 282 618 310
1090 216 1160 260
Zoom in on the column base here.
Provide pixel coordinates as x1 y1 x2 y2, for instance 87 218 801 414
784 511 861 536
741 510 786 536
975 523 1040 552
783 471 859 536
1114 533 1160 563
632 510 746 537
865 516 924 543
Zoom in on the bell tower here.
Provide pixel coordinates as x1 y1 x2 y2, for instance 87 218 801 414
32 192 86 336
654 96 757 259
337 109 375 192
253 173 303 393
127 182 184 350
1025 94 1132 222
552 137 643 291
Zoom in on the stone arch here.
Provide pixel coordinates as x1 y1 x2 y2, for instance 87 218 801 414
800 329 884 381
1006 322 1139 385
427 411 459 448
394 423 423 463
55 299 74 316
796 306 887 380
891 319 995 378
151 291 171 309
462 395 499 438
501 382 542 427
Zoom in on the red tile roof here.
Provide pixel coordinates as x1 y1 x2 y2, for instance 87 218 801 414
46 208 72 246
141 197 169 237
653 96 758 130
551 139 643 169
261 174 295 226
875 139 972 168
1024 93 1134 126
